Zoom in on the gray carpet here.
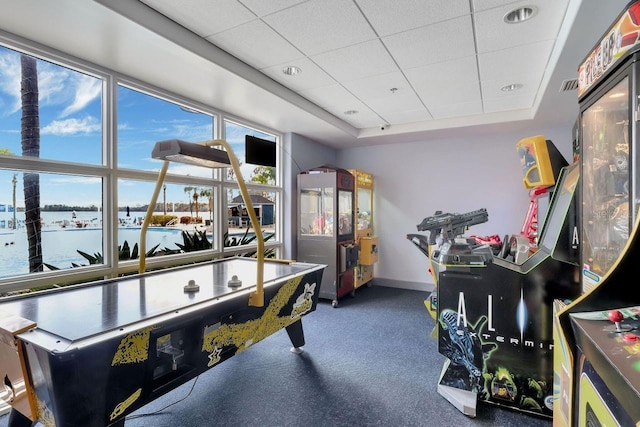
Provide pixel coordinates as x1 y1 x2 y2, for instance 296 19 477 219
0 285 551 427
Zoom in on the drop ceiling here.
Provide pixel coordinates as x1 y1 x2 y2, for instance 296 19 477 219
0 0 630 148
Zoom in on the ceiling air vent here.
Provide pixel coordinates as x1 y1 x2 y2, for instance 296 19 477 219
559 78 578 92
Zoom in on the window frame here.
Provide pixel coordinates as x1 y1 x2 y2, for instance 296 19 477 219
0 32 284 295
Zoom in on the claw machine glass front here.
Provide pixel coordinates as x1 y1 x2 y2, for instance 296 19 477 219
338 189 353 237
299 186 334 237
581 77 631 292
356 187 372 232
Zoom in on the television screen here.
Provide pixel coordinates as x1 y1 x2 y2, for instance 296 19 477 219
245 135 276 167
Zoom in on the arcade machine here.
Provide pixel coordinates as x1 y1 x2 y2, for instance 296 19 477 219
407 158 581 418
348 169 378 291
554 2 640 425
297 165 359 307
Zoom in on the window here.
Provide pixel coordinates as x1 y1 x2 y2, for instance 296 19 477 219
0 37 283 294
223 120 281 251
0 47 103 164
118 85 215 178
0 45 106 287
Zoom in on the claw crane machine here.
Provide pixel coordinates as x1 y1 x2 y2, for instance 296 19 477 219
554 2 640 426
297 165 359 307
349 169 378 291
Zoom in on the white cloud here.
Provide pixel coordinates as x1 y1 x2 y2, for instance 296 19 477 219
59 75 101 118
41 116 100 135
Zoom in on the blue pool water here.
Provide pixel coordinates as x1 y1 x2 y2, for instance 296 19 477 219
0 227 188 279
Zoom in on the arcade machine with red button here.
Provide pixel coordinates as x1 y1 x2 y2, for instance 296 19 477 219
554 1 640 425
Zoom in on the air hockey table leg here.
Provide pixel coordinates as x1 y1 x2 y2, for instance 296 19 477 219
286 320 305 354
7 409 35 427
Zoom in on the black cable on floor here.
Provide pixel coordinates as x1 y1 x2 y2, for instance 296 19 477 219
125 376 199 421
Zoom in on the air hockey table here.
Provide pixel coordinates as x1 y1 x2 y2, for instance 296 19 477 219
0 257 326 427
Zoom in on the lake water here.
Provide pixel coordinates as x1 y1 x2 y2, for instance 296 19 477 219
0 211 205 279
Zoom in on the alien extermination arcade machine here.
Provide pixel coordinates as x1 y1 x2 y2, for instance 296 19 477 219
554 2 640 425
408 158 581 418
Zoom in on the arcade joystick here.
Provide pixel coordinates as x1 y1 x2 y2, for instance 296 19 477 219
608 310 632 333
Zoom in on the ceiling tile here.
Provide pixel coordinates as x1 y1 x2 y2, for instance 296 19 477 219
471 0 522 13
383 15 475 70
355 0 470 36
207 20 303 69
379 108 432 125
365 90 425 115
481 74 539 100
263 0 377 56
341 71 423 109
340 108 384 128
300 83 368 111
299 84 383 127
239 0 308 17
429 100 483 119
478 40 553 81
405 56 480 102
140 0 256 37
312 39 398 82
474 0 569 53
262 57 336 91
483 95 533 113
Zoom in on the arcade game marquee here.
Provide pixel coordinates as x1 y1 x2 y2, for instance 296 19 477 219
0 139 327 427
407 139 580 418
554 1 640 425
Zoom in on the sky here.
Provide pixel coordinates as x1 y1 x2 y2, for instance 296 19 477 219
0 45 273 210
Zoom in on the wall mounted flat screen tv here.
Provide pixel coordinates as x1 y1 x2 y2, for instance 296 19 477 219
245 135 276 167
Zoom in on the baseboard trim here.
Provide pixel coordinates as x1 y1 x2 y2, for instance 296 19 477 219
371 278 434 293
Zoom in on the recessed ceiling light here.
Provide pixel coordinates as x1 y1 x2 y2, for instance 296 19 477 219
282 66 301 76
501 83 523 92
504 6 537 24
344 110 359 115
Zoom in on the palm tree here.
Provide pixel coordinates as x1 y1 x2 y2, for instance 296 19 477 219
192 189 200 221
21 54 42 272
199 187 213 223
183 186 195 216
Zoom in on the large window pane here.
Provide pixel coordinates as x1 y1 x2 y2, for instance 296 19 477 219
118 179 218 256
0 46 102 164
117 85 216 177
0 170 103 278
226 188 276 248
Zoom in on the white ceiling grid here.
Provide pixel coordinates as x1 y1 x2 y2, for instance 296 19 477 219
138 0 569 129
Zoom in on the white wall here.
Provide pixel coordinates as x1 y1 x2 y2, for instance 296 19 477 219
336 126 574 291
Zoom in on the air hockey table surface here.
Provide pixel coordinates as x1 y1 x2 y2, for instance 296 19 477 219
0 257 326 427
0 257 320 345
